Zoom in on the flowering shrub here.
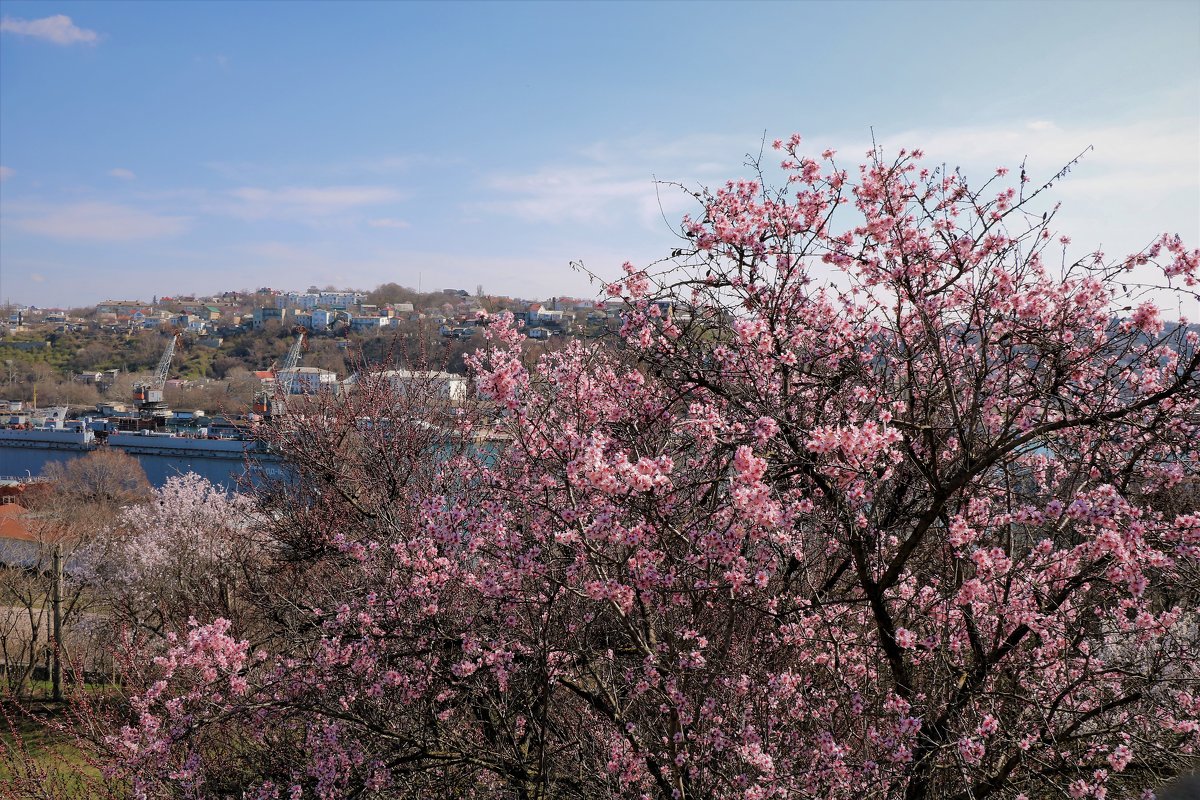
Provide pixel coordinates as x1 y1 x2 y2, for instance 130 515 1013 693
94 137 1198 799
76 473 265 641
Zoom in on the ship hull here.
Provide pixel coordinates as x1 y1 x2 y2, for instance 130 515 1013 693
0 429 284 491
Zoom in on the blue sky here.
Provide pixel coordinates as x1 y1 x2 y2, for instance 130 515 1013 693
1 0 1197 309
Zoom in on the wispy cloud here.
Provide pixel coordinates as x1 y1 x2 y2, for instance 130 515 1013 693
221 185 405 221
874 119 1198 186
487 119 1197 246
202 154 439 183
108 167 137 180
353 156 432 175
0 166 13 182
193 53 230 70
368 217 411 229
575 132 750 169
236 241 317 262
10 202 190 241
485 168 654 224
867 118 1199 264
479 133 763 230
0 14 99 46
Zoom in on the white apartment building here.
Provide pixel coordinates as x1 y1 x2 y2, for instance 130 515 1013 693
319 291 362 308
276 367 340 395
347 369 468 403
349 316 385 333
310 309 335 331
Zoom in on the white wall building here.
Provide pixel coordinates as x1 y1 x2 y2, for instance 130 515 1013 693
276 367 340 395
349 316 385 333
319 291 362 308
310 309 335 331
348 369 468 403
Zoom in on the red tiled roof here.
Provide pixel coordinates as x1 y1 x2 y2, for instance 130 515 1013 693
0 504 36 542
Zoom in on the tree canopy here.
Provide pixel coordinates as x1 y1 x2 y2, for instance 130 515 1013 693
72 137 1200 800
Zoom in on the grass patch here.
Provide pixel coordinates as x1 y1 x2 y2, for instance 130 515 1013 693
0 699 109 794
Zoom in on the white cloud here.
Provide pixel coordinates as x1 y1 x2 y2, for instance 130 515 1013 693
472 120 1198 317
482 166 697 230
108 168 137 180
485 168 648 223
869 118 1199 268
12 202 190 241
236 241 316 261
193 53 230 70
480 132 792 231
489 119 1198 250
222 185 405 221
368 218 411 229
0 15 99 45
364 156 421 173
29 273 45 283
576 132 748 169
874 119 1195 179
477 133 757 230
0 166 13 182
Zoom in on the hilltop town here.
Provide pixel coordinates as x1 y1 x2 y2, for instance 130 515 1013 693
0 282 624 414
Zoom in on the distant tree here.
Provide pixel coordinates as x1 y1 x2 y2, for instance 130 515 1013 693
74 342 118 371
366 281 419 307
222 366 265 406
38 450 151 514
76 474 265 643
35 378 101 408
210 354 245 379
304 339 350 375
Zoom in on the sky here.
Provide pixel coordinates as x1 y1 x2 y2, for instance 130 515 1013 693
1 0 1198 310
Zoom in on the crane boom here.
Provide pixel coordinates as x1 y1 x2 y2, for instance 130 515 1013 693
255 328 307 418
133 332 181 414
152 333 180 389
280 329 306 374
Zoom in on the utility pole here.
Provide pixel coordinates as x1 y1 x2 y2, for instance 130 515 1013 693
52 543 63 702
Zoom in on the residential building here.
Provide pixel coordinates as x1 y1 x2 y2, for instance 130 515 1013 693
96 300 146 315
349 316 385 333
347 369 468 403
318 291 362 308
310 309 335 331
252 307 288 329
276 292 319 311
276 366 340 395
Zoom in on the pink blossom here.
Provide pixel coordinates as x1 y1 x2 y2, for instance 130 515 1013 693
1131 301 1164 337
1107 745 1132 772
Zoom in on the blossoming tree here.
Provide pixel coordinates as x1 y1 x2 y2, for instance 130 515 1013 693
95 137 1199 799
76 473 265 643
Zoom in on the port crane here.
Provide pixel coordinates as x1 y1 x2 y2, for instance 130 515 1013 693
254 327 307 417
279 327 307 376
133 332 182 415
